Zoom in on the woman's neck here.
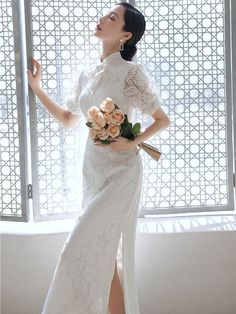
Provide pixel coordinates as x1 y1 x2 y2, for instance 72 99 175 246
101 43 120 62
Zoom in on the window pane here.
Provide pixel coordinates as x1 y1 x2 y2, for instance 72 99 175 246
31 0 115 218
0 0 23 218
135 0 232 213
29 0 233 219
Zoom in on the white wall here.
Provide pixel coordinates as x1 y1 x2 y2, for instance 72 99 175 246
136 231 236 314
1 220 236 314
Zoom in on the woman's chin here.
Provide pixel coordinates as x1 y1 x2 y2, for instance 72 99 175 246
93 31 100 38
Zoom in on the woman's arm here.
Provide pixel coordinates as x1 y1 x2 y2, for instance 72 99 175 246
33 87 80 129
133 106 171 145
27 58 79 129
95 107 171 151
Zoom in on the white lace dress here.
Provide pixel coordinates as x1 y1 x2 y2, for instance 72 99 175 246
41 51 162 314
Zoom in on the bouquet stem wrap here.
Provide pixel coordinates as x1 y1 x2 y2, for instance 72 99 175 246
136 142 161 161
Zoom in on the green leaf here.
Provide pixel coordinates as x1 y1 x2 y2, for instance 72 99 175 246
100 139 110 144
121 123 133 139
123 114 129 124
132 123 141 135
86 121 93 128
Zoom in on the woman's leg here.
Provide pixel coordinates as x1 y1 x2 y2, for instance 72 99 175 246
108 260 125 314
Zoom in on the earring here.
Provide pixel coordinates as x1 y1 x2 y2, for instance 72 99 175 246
119 40 124 51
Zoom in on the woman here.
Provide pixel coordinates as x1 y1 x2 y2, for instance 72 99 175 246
28 2 170 314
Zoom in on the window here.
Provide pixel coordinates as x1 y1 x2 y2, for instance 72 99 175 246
1 0 24 220
1 0 235 222
134 0 235 216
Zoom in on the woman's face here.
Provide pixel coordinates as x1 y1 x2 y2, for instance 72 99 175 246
94 5 132 44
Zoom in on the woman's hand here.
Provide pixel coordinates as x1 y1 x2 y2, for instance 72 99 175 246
94 136 136 152
27 58 42 93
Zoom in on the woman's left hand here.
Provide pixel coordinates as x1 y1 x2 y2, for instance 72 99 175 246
94 136 136 152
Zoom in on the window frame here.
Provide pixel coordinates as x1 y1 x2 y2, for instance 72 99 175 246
1 0 235 222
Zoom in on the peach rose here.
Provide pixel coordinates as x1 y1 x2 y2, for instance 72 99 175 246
107 124 120 138
100 97 115 113
104 112 112 124
109 109 125 125
96 128 109 140
87 106 100 122
92 112 106 129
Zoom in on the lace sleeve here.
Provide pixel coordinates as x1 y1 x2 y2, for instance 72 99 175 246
124 64 163 115
64 70 84 116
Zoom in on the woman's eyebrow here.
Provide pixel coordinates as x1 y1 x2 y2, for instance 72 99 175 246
109 11 119 18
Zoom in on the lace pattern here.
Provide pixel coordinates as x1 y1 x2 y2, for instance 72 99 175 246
124 64 163 115
41 52 143 314
41 154 141 313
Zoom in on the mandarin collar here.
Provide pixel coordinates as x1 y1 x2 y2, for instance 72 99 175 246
95 51 122 71
91 51 122 78
99 51 122 65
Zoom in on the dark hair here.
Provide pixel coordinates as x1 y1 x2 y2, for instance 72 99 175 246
116 2 146 61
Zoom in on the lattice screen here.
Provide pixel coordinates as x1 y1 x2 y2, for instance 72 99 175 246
0 0 22 218
134 0 230 214
31 0 118 218
1 0 233 221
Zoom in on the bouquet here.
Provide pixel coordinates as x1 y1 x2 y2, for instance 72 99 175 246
85 97 161 161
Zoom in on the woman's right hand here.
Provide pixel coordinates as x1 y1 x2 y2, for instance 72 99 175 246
27 57 42 93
